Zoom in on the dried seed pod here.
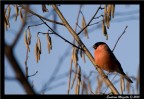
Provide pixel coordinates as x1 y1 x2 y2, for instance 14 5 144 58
75 48 78 61
82 16 89 39
106 4 112 28
72 47 78 67
7 19 10 29
49 36 52 50
104 5 107 25
106 15 110 29
71 65 78 89
27 28 31 45
4 21 7 31
24 30 30 52
20 8 24 23
77 80 80 94
75 84 79 95
7 5 11 20
37 37 41 54
104 5 111 29
76 68 81 94
126 80 130 93
46 34 52 53
46 33 50 41
42 5 48 12
79 45 85 63
111 4 115 18
47 43 51 54
5 15 10 29
15 5 19 21
4 15 8 25
78 66 81 84
34 43 38 63
72 47 76 67
120 76 125 94
37 49 40 60
82 51 86 63
102 20 108 40
107 5 112 21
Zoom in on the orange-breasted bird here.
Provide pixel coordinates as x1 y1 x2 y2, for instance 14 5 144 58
93 42 133 83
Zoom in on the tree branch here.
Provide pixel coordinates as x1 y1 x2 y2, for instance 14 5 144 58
38 18 82 50
77 6 103 35
112 26 128 52
19 5 64 26
5 5 35 94
5 44 36 94
52 4 119 95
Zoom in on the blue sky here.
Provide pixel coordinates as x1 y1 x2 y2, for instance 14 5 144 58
5 4 139 94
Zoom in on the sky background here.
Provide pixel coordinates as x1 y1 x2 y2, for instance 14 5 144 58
4 4 139 94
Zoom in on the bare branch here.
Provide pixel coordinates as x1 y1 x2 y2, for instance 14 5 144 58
5 44 36 94
77 6 103 35
5 5 35 94
89 20 103 26
19 5 64 26
112 26 128 52
28 23 45 28
28 71 38 78
25 49 29 79
38 18 83 50
52 4 119 95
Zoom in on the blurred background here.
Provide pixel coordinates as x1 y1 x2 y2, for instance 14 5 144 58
4 4 139 94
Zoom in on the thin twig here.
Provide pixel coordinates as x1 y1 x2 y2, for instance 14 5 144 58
94 15 103 19
89 20 103 26
77 24 82 30
25 49 29 79
28 23 45 28
19 5 64 26
77 6 103 35
5 44 36 94
112 26 128 52
28 71 38 78
39 18 83 50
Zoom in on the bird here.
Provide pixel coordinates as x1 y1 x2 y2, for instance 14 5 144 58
93 42 133 83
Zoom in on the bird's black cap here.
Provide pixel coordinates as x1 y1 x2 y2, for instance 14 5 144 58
93 42 106 49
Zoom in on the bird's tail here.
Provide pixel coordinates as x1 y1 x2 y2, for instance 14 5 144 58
122 74 133 83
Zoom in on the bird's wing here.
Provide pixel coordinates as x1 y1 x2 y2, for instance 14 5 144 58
106 46 125 74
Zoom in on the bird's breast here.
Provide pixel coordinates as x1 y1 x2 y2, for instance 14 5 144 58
94 49 117 72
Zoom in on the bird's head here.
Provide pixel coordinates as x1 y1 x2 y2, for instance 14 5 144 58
93 42 106 49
